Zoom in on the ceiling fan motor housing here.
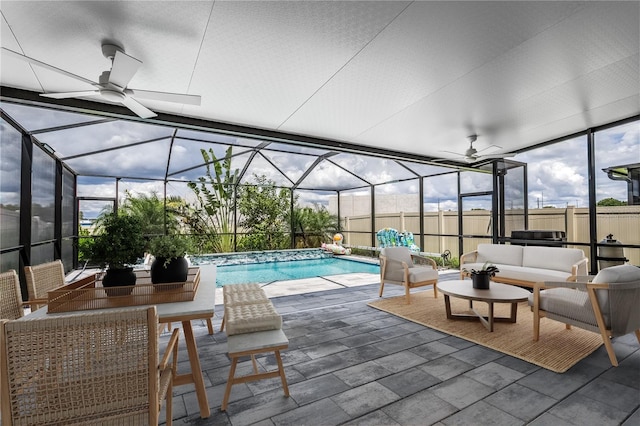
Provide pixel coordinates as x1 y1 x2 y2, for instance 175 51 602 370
100 89 125 102
101 43 123 61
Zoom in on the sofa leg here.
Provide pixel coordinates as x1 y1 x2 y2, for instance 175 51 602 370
379 282 384 297
635 329 640 344
533 310 540 341
433 283 438 298
405 285 411 304
565 324 572 330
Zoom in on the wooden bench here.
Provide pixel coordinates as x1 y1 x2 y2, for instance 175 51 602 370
222 329 289 411
221 284 289 411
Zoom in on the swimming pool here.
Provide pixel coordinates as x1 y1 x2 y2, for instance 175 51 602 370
186 248 379 287
214 257 379 286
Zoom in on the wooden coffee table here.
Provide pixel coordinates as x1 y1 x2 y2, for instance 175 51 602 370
437 280 530 332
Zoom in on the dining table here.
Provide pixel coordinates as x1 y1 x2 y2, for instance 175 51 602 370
20 267 216 419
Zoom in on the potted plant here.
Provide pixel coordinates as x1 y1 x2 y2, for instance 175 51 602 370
89 213 146 295
147 234 191 288
464 261 499 289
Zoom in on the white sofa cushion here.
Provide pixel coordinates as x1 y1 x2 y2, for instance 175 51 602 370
465 263 573 283
522 246 586 272
476 244 523 266
495 265 574 283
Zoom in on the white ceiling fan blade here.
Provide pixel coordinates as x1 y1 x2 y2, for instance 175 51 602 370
475 144 502 154
439 150 465 157
121 95 157 119
40 90 100 99
481 153 517 159
126 88 201 106
108 50 142 89
2 47 98 87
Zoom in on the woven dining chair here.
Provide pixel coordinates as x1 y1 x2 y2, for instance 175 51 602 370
24 260 66 311
0 306 179 425
0 270 24 320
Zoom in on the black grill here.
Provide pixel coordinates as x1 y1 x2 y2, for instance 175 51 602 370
510 230 567 247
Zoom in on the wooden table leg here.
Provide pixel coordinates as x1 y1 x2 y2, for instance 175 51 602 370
444 295 523 333
181 320 211 418
487 302 494 332
444 295 452 319
471 302 492 332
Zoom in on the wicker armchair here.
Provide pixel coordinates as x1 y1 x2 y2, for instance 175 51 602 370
0 306 179 425
24 260 66 311
379 246 439 303
529 264 640 366
0 270 24 320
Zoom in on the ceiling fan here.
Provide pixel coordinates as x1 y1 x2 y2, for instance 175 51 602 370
2 44 201 119
438 134 516 163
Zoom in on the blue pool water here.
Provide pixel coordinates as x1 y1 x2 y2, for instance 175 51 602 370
215 257 379 286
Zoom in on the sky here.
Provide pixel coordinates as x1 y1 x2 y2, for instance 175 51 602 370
0 103 638 219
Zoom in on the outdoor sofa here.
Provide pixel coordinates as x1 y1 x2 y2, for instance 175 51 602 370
460 243 588 287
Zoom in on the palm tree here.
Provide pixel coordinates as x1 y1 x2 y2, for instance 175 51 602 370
291 204 338 248
120 190 183 236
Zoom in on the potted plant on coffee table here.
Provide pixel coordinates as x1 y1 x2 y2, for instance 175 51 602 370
89 213 146 296
147 234 191 289
464 262 499 289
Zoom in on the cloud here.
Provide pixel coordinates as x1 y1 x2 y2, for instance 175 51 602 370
0 122 22 205
3 103 638 218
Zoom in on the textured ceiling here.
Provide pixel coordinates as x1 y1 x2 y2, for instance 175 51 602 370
1 1 638 162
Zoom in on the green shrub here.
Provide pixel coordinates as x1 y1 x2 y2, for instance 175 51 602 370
89 213 145 269
147 235 191 260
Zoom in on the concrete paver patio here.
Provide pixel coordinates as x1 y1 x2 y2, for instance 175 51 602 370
164 272 639 426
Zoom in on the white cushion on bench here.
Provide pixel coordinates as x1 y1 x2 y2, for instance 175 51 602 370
224 290 269 306
225 302 282 336
223 283 262 293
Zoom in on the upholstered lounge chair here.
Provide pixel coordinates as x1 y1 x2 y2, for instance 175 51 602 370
0 306 179 424
529 264 640 366
379 246 439 303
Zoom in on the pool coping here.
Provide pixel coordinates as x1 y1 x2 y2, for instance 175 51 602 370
213 269 461 304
